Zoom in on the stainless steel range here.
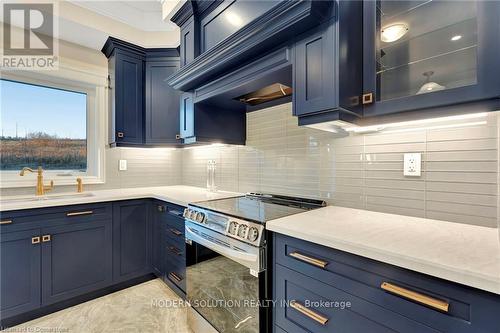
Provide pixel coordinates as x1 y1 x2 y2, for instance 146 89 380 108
183 193 325 333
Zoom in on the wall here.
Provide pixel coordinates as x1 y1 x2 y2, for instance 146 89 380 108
182 103 499 228
0 38 182 196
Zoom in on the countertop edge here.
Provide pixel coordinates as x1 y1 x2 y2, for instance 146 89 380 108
267 225 500 295
0 186 242 212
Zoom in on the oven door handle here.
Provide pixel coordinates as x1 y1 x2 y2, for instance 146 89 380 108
185 226 258 263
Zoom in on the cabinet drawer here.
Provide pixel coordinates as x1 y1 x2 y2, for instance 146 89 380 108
164 236 185 262
165 257 186 292
275 233 500 333
0 203 112 233
156 203 185 229
164 224 185 245
275 264 437 333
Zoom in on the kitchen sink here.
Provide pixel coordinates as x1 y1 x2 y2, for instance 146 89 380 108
1 192 95 203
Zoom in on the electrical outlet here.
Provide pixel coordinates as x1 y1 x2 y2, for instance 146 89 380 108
404 153 421 177
119 159 127 171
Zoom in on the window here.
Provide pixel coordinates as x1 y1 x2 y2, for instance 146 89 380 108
1 79 87 171
0 72 105 188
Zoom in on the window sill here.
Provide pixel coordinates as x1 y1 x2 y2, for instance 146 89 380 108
0 176 105 189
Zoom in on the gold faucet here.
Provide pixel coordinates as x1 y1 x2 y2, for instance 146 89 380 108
20 166 54 196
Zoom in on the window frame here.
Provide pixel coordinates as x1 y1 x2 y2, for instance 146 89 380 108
0 71 106 188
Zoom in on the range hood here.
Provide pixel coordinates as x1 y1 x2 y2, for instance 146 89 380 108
236 83 292 106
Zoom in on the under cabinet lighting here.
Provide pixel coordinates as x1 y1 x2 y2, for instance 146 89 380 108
451 35 462 41
344 112 488 133
382 121 487 134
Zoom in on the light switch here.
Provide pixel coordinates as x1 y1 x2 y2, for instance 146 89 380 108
119 159 127 171
404 153 421 177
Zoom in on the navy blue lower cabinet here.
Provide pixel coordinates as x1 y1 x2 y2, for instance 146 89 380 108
0 229 41 319
40 219 113 306
273 233 500 333
152 203 165 278
112 200 152 283
154 202 186 295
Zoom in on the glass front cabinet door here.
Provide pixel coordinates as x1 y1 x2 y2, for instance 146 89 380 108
362 0 500 117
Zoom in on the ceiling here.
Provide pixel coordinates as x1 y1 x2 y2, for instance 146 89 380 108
70 1 179 32
0 1 183 50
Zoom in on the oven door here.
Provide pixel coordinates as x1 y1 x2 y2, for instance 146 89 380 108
185 221 265 333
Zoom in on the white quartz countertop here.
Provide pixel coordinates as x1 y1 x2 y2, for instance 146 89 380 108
0 186 241 212
266 206 500 295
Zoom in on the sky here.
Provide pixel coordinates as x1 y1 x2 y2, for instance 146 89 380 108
0 79 87 139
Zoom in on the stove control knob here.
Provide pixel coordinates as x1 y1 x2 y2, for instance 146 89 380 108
248 227 259 242
183 208 189 218
192 211 200 221
195 212 205 223
229 221 238 235
237 224 248 238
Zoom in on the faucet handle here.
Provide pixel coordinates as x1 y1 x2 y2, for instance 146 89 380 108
76 178 83 193
44 180 54 192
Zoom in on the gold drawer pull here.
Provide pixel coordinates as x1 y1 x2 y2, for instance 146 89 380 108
169 228 182 236
381 282 449 312
32 236 41 244
290 300 328 325
0 220 13 225
42 235 51 242
289 251 328 268
169 272 183 282
168 246 182 256
66 210 94 217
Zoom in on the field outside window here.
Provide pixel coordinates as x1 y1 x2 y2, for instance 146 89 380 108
1 79 87 172
0 72 105 188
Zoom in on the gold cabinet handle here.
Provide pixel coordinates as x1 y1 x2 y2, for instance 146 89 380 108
32 236 40 244
362 92 373 105
290 300 328 325
169 272 183 282
117 132 124 138
168 246 182 256
289 252 328 268
66 210 94 217
381 282 449 312
175 134 181 140
42 235 51 242
169 228 182 236
0 220 13 225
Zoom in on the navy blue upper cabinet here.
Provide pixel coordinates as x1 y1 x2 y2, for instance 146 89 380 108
112 200 152 283
294 1 364 126
0 229 41 319
180 15 199 68
145 59 182 145
102 37 180 147
179 92 195 140
179 91 246 145
41 219 113 305
169 0 332 91
108 50 144 146
362 0 500 118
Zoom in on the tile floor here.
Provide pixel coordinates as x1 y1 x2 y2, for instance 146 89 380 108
3 279 193 333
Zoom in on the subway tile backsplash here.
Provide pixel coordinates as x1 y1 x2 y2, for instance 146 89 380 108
182 103 499 228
